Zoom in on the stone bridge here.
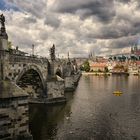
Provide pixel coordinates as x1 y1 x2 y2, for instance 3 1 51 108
0 14 80 102
0 46 50 96
0 38 75 100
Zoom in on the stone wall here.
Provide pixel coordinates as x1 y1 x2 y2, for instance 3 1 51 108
64 76 75 91
47 80 65 98
0 37 49 83
0 39 8 50
0 81 32 140
5 54 48 83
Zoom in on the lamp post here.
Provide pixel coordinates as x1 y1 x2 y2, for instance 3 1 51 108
32 44 34 56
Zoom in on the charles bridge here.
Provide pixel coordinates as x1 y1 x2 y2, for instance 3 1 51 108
0 13 81 140
0 14 81 103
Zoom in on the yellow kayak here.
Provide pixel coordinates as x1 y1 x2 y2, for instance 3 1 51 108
113 91 123 96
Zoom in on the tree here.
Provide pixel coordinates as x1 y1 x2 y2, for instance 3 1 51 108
131 55 138 61
122 56 126 62
8 41 12 50
108 57 112 61
105 67 109 73
83 61 90 72
113 56 117 61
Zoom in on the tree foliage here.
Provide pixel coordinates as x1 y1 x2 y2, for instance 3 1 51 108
104 67 109 73
82 61 90 72
8 41 12 50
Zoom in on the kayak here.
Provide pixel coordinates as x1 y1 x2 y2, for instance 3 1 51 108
113 91 123 96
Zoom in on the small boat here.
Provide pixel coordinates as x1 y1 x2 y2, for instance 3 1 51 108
133 73 139 76
113 91 123 96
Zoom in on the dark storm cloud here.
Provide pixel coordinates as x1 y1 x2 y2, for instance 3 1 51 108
2 0 140 56
116 0 131 3
44 14 60 28
87 22 139 40
51 0 140 40
52 0 116 22
110 35 139 49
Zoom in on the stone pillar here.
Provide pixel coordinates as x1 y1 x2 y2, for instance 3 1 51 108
0 38 8 50
0 14 9 80
50 61 55 76
0 38 8 80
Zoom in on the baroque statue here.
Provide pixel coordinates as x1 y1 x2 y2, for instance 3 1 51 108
50 44 55 61
0 14 5 27
0 14 8 40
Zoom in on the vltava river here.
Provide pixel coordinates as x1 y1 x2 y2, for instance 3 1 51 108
29 75 140 140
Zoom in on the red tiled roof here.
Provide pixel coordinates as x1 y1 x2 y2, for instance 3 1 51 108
91 63 107 67
136 61 140 66
134 50 140 55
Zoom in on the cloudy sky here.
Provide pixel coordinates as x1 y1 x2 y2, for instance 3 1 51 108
0 0 140 57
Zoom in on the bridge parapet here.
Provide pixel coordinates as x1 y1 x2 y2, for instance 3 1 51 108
9 54 48 64
0 50 49 84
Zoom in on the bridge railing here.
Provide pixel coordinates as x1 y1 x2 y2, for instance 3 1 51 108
6 52 49 64
0 51 48 64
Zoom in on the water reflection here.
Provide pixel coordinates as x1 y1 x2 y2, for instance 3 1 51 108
29 102 72 140
29 75 140 140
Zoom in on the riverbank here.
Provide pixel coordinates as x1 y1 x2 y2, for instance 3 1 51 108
82 72 140 76
82 72 112 76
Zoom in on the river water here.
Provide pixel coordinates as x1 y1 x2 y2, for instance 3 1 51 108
29 75 140 140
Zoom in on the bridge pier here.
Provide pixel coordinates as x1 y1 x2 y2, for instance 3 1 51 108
45 77 66 104
0 80 33 140
64 72 81 92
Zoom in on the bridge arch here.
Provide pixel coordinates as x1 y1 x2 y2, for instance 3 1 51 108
16 65 46 97
55 68 62 77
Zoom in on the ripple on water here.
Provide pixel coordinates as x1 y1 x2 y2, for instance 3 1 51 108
30 75 140 140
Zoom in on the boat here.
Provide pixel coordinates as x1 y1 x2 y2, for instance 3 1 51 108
113 91 123 96
133 73 139 76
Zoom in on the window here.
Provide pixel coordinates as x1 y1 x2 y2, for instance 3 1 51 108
8 73 12 76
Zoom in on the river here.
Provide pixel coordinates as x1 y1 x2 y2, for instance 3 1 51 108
29 75 140 140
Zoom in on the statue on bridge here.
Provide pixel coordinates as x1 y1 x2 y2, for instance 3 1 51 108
0 14 5 27
0 14 8 40
50 44 55 61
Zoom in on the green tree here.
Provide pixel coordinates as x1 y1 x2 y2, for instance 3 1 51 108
8 41 12 50
83 61 90 72
105 67 109 73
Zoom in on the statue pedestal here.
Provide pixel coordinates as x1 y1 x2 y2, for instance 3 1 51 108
0 38 8 80
0 38 8 50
